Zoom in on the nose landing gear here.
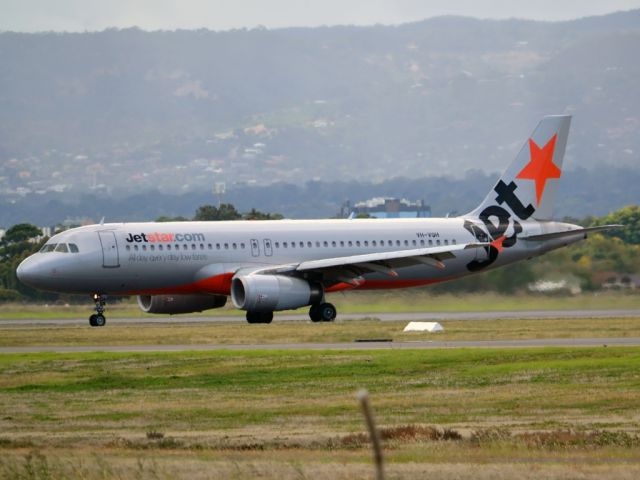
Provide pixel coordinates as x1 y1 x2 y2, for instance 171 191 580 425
89 293 107 327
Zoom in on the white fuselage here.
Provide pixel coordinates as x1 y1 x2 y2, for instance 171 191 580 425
15 217 578 297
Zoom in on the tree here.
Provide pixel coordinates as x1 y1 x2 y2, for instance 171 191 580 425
155 215 189 222
0 223 42 262
194 203 241 221
591 205 640 244
0 223 53 301
243 208 284 220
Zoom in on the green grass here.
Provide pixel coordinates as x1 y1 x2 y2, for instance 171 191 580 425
1 347 639 478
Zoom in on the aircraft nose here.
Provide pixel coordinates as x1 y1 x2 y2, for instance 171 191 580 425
16 256 40 288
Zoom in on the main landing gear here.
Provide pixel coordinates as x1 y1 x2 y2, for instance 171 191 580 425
309 302 337 322
89 293 107 327
246 311 273 324
244 302 337 324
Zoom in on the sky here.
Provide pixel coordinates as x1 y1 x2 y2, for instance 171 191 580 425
2 0 640 32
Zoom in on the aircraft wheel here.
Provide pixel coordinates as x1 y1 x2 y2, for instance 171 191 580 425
246 311 260 324
89 314 97 326
94 314 106 327
260 312 273 324
309 305 322 322
319 303 337 322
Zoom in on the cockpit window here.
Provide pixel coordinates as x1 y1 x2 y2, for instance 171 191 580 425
69 243 79 253
40 243 57 253
55 243 69 253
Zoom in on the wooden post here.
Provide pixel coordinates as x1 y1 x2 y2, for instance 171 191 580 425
357 389 384 480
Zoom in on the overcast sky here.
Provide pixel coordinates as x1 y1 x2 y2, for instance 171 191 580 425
2 0 640 32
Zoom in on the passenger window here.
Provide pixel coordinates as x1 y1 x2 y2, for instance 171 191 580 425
348 241 353 247
167 245 172 251
191 244 196 250
183 244 187 250
429 240 433 246
412 240 417 246
291 242 296 248
134 245 139 251
396 240 401 246
283 242 288 248
241 243 246 249
142 245 147 251
356 241 361 247
404 240 409 246
275 242 280 248
150 245 155 251
126 245 131 251
364 241 368 247
316 241 321 247
372 240 377 247
300 241 304 248
55 243 68 253
307 241 312 248
420 239 425 246
340 241 344 247
68 243 79 253
452 239 457 245
200 243 205 250
436 239 441 246
224 243 229 249
232 243 237 249
444 239 449 246
331 241 336 247
216 243 221 249
323 241 328 247
208 243 212 249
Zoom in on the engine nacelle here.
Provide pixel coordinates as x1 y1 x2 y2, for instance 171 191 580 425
231 274 322 312
137 294 227 315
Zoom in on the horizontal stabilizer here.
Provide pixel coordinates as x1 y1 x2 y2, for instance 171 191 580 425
522 225 622 242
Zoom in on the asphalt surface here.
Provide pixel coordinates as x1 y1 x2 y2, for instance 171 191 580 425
1 309 639 326
1 337 639 353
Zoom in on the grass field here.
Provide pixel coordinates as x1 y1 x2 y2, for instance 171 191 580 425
1 346 639 479
1 316 640 348
1 296 639 479
1 291 639 319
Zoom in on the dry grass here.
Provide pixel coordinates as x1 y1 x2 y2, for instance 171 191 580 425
1 446 640 480
1 291 639 320
1 316 640 348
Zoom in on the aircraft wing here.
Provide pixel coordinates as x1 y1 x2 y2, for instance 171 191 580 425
253 242 488 285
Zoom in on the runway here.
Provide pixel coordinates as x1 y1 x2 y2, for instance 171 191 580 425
1 309 638 326
2 336 640 353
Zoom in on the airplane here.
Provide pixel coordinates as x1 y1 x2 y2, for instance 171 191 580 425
17 115 618 326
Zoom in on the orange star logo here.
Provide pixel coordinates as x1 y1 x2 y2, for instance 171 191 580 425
516 134 561 206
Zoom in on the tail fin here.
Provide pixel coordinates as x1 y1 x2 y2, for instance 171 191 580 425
466 115 571 221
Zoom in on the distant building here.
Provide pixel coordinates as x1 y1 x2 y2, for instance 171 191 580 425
349 197 431 219
592 272 640 290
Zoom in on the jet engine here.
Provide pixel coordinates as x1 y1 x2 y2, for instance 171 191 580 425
137 294 227 315
231 274 322 312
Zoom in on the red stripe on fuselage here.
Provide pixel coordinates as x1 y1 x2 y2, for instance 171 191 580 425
125 273 455 296
124 272 234 296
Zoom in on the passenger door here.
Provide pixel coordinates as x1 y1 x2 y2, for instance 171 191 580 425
98 231 120 268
